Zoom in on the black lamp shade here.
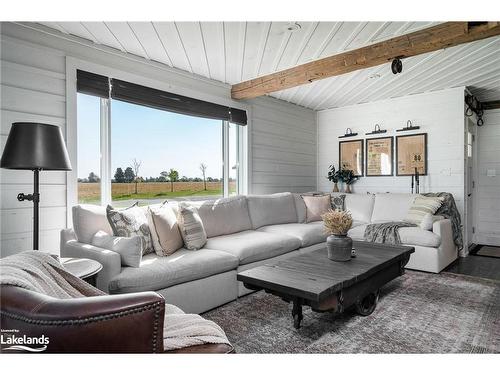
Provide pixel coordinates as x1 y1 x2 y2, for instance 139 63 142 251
1 123 72 170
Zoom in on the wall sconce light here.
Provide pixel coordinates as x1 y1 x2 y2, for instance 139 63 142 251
391 58 403 74
338 128 358 138
396 120 420 132
366 124 387 135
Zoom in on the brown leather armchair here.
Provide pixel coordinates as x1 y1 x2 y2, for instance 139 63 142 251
0 285 232 354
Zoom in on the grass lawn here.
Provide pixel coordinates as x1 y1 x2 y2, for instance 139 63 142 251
78 182 237 204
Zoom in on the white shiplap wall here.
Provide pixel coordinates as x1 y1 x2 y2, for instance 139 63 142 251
317 87 466 222
1 35 67 256
0 23 316 257
476 109 500 246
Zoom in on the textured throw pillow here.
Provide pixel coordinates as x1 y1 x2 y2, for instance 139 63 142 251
330 194 346 211
106 203 154 255
301 194 331 223
148 202 184 256
405 196 445 225
177 202 207 250
91 230 142 268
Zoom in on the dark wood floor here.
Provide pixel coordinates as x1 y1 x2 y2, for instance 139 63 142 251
444 252 500 281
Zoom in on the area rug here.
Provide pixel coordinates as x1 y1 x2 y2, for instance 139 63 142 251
203 271 499 353
476 246 500 258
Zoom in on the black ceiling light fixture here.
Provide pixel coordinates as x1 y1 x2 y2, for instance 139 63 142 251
391 58 403 74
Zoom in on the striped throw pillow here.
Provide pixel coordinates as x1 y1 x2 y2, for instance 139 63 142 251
177 202 207 250
405 196 445 225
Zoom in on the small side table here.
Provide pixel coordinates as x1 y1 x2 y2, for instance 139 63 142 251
61 258 103 287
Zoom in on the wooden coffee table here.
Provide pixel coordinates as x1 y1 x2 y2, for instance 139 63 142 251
237 241 414 328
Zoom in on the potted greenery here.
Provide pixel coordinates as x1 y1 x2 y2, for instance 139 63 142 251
339 166 358 193
321 210 353 261
327 165 340 192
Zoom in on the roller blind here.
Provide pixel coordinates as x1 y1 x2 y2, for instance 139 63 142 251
111 79 247 125
76 70 110 98
76 69 247 125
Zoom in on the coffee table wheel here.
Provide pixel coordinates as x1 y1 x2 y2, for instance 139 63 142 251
355 291 379 316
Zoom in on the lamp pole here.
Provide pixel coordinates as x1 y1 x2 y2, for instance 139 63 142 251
17 168 41 250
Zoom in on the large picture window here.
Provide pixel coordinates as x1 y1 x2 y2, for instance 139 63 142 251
77 82 246 206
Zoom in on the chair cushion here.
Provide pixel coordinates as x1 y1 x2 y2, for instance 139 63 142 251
72 204 112 244
205 230 301 265
371 193 417 223
257 222 327 247
247 193 298 229
347 224 440 247
195 196 252 238
108 249 238 294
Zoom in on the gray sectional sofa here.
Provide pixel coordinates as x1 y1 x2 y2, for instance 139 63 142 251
60 192 457 314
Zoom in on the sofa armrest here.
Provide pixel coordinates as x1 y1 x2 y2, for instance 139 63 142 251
60 228 121 292
0 285 165 353
433 218 456 251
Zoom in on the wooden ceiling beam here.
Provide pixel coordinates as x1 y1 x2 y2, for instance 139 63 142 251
483 100 500 110
231 22 500 100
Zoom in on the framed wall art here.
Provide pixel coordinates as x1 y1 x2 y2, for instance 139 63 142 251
396 133 427 176
366 136 393 176
339 139 364 176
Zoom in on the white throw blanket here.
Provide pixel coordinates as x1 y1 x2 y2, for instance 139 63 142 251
0 251 230 351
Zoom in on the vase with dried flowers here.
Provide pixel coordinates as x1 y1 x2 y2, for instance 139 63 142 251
327 165 340 192
321 209 353 261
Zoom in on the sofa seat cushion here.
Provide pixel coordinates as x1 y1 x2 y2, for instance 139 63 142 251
347 224 440 247
257 222 327 247
398 227 441 248
205 230 301 265
348 224 368 240
108 249 238 294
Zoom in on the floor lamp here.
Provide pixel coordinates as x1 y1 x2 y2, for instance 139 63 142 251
1 123 72 250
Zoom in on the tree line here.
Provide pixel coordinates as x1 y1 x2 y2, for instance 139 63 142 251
79 160 226 193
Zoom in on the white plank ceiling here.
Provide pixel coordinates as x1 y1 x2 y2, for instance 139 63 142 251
38 22 500 109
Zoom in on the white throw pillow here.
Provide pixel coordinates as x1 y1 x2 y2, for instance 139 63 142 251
148 202 184 256
91 230 142 268
177 202 207 250
405 196 445 225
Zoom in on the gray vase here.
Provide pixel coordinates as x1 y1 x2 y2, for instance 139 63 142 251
327 234 353 262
